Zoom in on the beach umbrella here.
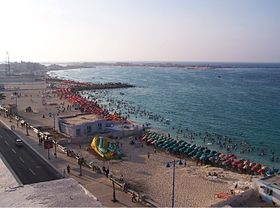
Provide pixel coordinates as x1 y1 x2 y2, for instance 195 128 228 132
257 166 268 175
237 163 245 169
188 149 198 157
251 164 262 172
243 160 250 165
194 151 203 159
222 160 230 167
249 162 256 168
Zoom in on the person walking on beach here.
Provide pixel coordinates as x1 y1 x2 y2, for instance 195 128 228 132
147 152 150 159
67 165 70 174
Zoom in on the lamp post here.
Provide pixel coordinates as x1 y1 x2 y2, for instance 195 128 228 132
78 157 84 176
14 94 18 108
122 120 124 139
166 159 183 208
111 180 118 202
25 123 29 136
53 113 55 130
11 92 18 107
53 113 57 158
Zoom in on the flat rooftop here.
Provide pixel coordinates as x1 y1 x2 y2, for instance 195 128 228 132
260 175 280 189
0 158 102 207
62 114 103 125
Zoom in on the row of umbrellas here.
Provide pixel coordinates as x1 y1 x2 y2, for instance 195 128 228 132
142 131 279 176
56 87 124 122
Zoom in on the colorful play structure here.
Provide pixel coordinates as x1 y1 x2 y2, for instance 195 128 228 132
90 135 122 160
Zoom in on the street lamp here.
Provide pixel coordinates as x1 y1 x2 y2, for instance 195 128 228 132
52 113 57 158
111 179 118 202
78 157 84 176
166 160 183 208
11 92 18 107
25 123 29 136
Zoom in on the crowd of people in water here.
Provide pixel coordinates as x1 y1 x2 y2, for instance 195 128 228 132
80 89 280 167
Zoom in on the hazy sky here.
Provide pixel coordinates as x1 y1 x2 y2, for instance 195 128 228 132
0 0 280 62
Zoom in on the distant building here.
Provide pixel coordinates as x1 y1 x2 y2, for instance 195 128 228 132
254 175 280 206
57 113 108 142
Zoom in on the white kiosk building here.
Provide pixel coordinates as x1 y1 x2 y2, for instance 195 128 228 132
254 175 280 206
57 114 108 142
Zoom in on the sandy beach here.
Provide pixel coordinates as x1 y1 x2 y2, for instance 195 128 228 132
0 75 265 207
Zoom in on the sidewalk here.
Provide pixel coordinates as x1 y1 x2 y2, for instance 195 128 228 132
0 116 144 207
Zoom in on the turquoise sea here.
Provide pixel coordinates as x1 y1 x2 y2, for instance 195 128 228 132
48 65 280 168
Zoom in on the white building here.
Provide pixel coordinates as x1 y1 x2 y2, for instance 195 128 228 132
254 175 280 206
57 114 108 142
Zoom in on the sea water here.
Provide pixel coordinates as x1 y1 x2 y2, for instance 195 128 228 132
48 65 280 168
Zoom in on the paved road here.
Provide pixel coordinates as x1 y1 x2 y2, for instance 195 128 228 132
0 124 60 185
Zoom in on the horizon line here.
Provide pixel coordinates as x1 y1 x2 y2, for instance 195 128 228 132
1 60 280 65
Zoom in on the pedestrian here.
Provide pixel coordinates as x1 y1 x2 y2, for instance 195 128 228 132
63 169 66 178
147 152 150 159
120 174 124 182
184 160 187 167
123 183 128 192
67 165 70 174
105 168 109 178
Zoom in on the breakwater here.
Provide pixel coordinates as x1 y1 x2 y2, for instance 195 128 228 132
71 82 134 92
46 77 134 91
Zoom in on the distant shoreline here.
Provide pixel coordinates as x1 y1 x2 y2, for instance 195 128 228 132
1 61 279 78
44 61 280 71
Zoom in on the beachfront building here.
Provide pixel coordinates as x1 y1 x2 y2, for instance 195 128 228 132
57 113 144 143
254 175 280 206
57 113 108 142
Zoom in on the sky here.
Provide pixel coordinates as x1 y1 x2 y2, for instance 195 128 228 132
0 0 280 63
